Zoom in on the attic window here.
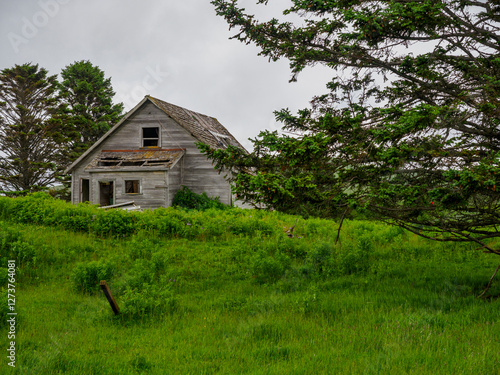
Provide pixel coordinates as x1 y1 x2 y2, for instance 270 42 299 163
142 127 159 147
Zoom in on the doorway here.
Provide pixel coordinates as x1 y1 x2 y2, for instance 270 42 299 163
99 181 114 206
81 179 90 202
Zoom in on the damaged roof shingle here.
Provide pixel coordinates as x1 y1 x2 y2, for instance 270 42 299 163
147 96 246 151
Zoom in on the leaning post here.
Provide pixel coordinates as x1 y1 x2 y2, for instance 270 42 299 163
100 280 120 315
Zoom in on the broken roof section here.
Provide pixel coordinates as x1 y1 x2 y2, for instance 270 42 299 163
85 149 184 171
65 95 246 174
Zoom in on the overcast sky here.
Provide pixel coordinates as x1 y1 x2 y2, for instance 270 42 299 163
0 0 332 151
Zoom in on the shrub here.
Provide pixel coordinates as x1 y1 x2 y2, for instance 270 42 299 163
91 210 136 237
301 239 371 278
59 210 93 232
306 243 334 275
338 235 371 275
9 241 36 266
120 282 177 320
0 226 23 254
250 250 290 284
123 259 156 290
0 193 287 240
71 261 114 293
172 186 226 210
227 215 276 236
128 238 157 261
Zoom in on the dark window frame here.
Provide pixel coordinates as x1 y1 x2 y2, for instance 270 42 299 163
124 179 141 194
141 126 160 148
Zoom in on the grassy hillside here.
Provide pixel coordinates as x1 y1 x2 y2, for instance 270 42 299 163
1 194 499 374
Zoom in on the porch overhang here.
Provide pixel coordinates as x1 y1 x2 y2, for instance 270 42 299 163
84 148 185 172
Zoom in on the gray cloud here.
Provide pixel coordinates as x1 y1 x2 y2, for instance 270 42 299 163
0 0 331 150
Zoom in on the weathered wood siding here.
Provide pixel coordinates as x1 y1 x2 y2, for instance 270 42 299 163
71 101 232 207
91 171 166 209
167 158 182 206
71 166 92 205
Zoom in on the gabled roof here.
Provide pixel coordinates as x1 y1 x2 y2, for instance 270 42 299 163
65 95 245 173
148 96 245 150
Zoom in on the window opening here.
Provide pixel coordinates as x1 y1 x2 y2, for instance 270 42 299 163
125 180 140 194
142 127 159 147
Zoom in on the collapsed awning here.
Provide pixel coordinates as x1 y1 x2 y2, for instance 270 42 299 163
85 149 185 171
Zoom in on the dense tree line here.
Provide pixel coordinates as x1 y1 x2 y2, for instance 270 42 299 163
0 61 123 196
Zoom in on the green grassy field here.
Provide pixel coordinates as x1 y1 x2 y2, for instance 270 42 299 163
1 195 500 374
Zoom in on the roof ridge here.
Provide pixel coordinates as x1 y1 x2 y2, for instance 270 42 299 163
148 95 215 120
147 95 245 151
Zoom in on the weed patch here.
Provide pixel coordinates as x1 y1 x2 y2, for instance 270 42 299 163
72 261 115 293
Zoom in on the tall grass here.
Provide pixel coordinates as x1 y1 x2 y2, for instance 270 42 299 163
0 194 499 374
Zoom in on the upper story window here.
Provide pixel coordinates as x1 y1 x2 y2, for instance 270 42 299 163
142 127 159 147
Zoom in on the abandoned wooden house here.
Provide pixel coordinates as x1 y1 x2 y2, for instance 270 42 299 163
65 95 245 209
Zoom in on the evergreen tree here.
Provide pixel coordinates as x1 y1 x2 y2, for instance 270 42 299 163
205 0 500 287
0 63 64 194
59 60 123 162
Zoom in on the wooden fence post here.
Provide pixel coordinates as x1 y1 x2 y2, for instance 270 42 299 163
100 280 120 315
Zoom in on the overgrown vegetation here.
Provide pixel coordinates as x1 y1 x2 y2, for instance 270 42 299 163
205 0 500 256
172 186 227 211
0 194 499 373
0 192 270 238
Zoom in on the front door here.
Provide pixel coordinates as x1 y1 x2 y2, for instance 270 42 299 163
99 181 114 206
81 179 90 202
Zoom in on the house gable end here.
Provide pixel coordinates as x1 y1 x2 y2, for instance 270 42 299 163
68 95 243 208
